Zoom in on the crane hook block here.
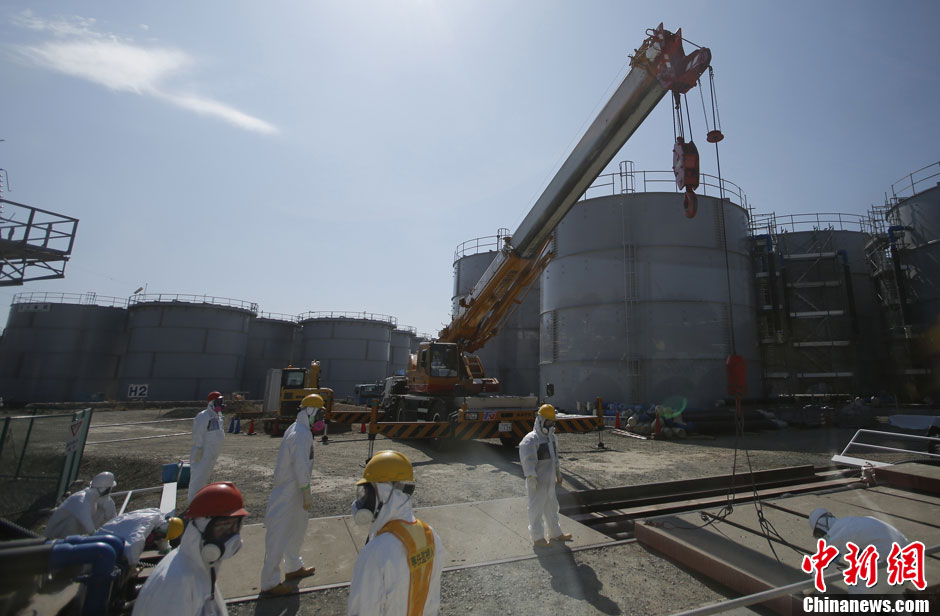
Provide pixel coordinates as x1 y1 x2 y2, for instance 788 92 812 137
673 137 700 191
706 129 724 143
726 354 747 397
683 190 698 219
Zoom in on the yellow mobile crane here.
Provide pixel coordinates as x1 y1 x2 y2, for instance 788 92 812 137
334 24 714 446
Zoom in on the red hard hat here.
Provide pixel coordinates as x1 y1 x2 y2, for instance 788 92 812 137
207 391 223 402
184 482 249 519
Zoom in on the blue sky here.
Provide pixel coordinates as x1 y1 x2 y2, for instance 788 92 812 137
1 1 938 335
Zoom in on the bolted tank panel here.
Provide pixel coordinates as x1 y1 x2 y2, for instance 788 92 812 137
243 316 300 399
764 227 883 397
299 314 394 399
539 192 760 410
891 184 940 397
452 231 540 396
0 294 128 403
118 296 254 401
389 328 416 377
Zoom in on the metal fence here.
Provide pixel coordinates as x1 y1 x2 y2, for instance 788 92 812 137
128 293 259 314
0 409 92 524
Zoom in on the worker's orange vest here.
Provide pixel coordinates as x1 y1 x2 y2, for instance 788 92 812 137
376 519 436 616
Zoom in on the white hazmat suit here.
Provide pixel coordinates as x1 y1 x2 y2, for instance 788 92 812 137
518 415 563 543
45 480 117 539
189 402 225 503
348 486 445 616
132 520 228 616
811 509 910 594
260 407 315 592
95 507 167 566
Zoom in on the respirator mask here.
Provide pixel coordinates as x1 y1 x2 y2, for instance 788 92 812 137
212 398 224 412
538 417 555 436
350 482 415 526
199 516 243 565
310 409 326 434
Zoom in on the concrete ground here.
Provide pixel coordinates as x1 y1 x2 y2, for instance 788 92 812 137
21 405 938 615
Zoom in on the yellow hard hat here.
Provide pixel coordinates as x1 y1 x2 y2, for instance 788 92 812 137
301 394 324 409
165 517 184 541
538 404 556 421
357 450 414 485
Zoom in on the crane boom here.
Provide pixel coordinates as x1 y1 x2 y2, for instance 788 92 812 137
440 24 710 352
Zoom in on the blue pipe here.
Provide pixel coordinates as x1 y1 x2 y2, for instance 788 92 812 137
50 535 124 616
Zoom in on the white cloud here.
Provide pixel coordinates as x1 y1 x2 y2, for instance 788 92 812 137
10 11 278 135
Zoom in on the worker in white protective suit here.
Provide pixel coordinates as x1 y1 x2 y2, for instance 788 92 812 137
188 391 226 503
259 394 325 595
95 508 184 566
808 508 909 594
519 404 573 547
133 482 248 616
348 450 445 616
44 471 118 538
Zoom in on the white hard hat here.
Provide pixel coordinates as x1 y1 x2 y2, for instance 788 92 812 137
809 508 833 535
90 471 116 490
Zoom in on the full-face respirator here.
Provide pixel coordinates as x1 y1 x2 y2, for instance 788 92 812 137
198 516 243 565
351 482 415 526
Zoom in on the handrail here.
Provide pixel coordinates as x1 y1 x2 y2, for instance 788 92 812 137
128 293 259 314
579 163 749 210
748 212 871 235
833 428 940 468
255 311 300 323
11 291 128 309
297 310 398 327
453 228 511 263
889 160 940 202
394 325 418 335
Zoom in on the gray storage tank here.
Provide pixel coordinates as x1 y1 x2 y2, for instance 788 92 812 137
298 312 395 399
452 230 540 396
539 169 759 410
0 292 128 403
887 167 940 397
389 326 417 377
754 217 883 397
118 294 255 401
243 313 300 398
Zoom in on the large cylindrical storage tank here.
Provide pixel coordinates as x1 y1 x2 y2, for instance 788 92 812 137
298 312 395 400
452 233 502 389
540 191 760 410
118 294 255 401
770 225 883 396
243 314 300 398
890 182 940 397
0 293 128 403
389 327 416 376
452 230 540 395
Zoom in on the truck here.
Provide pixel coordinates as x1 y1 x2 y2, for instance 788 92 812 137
261 361 334 436
375 24 713 446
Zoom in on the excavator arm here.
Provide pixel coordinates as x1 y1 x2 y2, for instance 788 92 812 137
440 24 712 353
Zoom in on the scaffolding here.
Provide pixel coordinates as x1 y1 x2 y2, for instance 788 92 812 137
750 213 867 399
864 200 931 399
0 198 79 286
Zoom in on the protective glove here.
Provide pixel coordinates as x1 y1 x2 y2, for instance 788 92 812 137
192 448 203 464
556 469 563 485
302 485 313 511
525 476 537 493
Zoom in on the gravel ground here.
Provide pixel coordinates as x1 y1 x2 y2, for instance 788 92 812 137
24 406 926 615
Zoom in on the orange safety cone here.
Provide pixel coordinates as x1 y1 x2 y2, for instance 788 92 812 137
614 411 621 430
360 422 366 434
245 418 255 436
